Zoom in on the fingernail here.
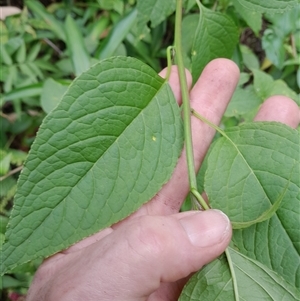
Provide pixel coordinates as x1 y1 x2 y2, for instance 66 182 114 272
180 209 231 248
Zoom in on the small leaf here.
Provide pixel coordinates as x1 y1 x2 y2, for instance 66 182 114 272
1 56 183 274
0 153 11 175
26 0 66 41
232 0 262 35
0 44 13 65
235 0 298 13
189 4 239 84
65 14 91 76
252 69 298 102
252 69 275 100
99 9 137 60
2 83 43 107
225 72 261 119
262 28 285 69
15 41 26 64
240 45 260 70
136 0 176 36
40 78 69 114
179 248 300 300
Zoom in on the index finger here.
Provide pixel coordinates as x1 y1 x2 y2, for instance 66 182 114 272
142 59 240 216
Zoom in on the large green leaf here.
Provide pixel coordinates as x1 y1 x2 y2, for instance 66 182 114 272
188 3 239 84
205 122 300 287
1 56 183 274
235 0 299 13
179 248 300 300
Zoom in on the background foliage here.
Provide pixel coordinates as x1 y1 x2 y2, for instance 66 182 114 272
0 0 299 299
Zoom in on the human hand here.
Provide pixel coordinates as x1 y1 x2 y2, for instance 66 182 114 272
26 59 300 301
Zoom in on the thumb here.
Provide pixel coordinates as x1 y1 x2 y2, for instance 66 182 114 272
92 209 232 300
28 210 231 301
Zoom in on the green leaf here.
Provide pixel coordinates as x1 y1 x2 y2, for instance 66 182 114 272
99 9 137 60
235 0 299 13
179 248 300 300
97 0 124 13
205 122 299 224
65 14 91 76
189 4 239 84
262 28 286 69
26 0 66 41
1 56 183 274
0 44 13 65
232 204 300 289
27 42 42 62
265 5 300 38
40 78 69 114
252 69 298 102
179 253 234 300
252 69 274 100
136 0 176 36
205 122 300 287
84 17 109 53
0 275 29 289
0 153 11 175
15 41 26 64
240 45 260 70
225 72 262 119
231 177 291 229
181 14 198 70
2 83 43 107
0 216 9 234
232 0 262 35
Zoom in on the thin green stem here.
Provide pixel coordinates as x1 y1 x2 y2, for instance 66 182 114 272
192 108 241 301
174 0 198 199
191 188 210 210
191 108 226 136
165 46 175 81
225 248 240 301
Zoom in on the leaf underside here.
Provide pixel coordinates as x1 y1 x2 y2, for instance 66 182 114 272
205 122 300 287
179 247 300 301
205 122 299 224
1 56 183 274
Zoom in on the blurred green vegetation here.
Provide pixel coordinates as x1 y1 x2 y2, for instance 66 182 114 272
1 0 299 299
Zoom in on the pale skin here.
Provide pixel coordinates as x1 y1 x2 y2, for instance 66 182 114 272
26 59 300 301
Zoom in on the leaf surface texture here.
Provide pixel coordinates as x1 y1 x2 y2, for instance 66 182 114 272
1 56 183 274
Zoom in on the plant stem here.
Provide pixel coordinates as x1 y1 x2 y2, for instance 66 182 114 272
225 248 240 301
174 0 199 203
191 188 210 210
165 46 175 81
